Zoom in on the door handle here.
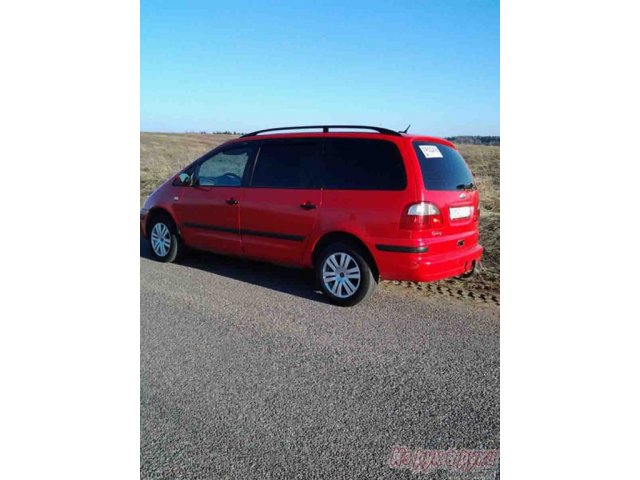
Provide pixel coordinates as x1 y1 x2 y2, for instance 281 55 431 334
300 201 317 210
225 197 239 205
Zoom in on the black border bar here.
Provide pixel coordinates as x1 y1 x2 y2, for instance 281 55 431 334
183 223 304 242
376 244 428 253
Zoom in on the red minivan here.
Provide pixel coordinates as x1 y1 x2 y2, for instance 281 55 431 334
141 125 483 306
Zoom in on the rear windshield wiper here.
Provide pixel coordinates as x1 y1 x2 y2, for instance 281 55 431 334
456 183 475 190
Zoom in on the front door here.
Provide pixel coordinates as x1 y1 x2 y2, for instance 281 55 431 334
174 143 255 255
240 138 323 266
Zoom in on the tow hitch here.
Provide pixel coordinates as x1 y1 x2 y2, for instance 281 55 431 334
458 260 477 279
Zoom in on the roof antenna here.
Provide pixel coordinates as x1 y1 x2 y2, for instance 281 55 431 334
401 124 411 133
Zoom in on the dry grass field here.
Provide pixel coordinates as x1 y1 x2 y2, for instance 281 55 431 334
140 133 500 293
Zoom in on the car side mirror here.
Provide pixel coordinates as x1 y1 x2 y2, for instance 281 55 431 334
178 173 192 185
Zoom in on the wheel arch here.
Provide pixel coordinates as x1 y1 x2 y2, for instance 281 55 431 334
311 231 379 279
145 207 179 237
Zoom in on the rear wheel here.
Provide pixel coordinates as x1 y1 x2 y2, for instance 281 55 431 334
148 215 180 263
315 242 377 306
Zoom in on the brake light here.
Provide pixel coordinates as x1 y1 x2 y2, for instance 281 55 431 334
400 202 443 230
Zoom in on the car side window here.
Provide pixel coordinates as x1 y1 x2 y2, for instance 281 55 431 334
322 138 407 190
250 140 321 189
196 146 252 186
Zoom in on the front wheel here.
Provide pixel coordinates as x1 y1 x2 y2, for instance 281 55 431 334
315 242 377 306
148 216 180 263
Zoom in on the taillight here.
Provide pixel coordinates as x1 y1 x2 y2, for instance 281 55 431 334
473 206 480 222
400 202 443 230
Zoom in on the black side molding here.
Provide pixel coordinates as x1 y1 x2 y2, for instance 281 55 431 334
241 229 304 242
183 222 304 242
375 244 428 253
183 223 239 235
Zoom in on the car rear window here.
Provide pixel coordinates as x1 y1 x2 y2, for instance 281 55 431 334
413 142 474 191
323 138 406 190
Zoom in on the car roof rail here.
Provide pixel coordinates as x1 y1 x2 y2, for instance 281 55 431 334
240 125 403 137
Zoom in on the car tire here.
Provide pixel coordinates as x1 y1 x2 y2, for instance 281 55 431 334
315 242 377 306
148 214 181 263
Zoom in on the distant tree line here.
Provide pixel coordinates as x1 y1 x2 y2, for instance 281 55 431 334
207 130 244 135
187 130 245 135
445 136 500 146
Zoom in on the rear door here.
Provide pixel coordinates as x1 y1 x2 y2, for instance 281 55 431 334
240 138 323 265
173 143 255 255
412 141 480 252
320 136 411 240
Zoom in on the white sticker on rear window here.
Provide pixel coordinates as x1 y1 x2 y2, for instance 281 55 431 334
419 145 443 158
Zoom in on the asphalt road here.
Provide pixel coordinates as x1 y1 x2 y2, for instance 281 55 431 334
140 238 499 479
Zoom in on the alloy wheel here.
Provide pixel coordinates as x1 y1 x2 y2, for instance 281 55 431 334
322 252 361 298
150 222 171 257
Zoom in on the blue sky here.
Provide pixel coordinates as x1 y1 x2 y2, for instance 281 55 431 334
141 0 499 136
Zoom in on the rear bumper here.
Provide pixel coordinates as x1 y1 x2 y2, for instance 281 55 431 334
374 243 484 282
